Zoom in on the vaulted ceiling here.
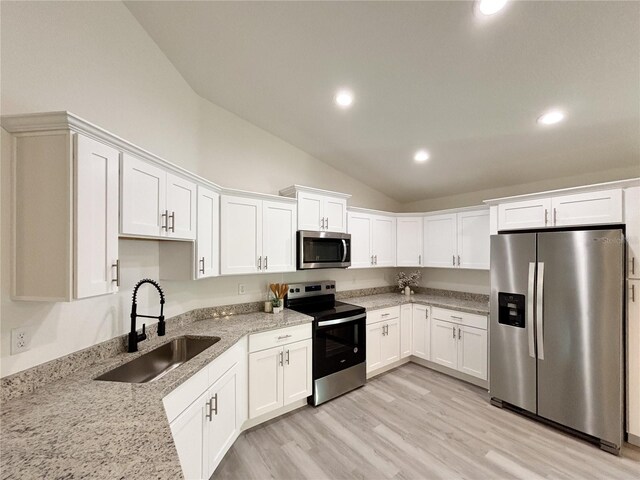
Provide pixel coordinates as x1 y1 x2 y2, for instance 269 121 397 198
126 1 640 203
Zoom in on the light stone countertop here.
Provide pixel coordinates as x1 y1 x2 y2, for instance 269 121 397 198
0 310 313 480
346 292 490 315
0 291 488 479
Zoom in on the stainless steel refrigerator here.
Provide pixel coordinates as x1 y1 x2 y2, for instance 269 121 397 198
490 228 624 454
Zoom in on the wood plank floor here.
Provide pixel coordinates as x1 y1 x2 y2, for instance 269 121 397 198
214 363 640 480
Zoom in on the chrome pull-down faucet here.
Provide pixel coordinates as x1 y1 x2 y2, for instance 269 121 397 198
129 279 166 353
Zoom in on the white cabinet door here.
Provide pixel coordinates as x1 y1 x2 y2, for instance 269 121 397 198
628 279 640 438
400 304 413 358
262 201 296 273
381 318 400 365
552 190 623 227
170 391 207 480
457 210 490 270
166 173 197 240
424 214 457 268
220 195 262 275
205 365 240 477
120 153 166 237
196 186 219 279
74 135 119 299
372 216 396 267
412 304 430 360
366 322 383 373
457 326 488 380
248 346 283 418
324 197 347 233
626 187 640 279
297 191 323 231
348 212 373 268
397 217 423 266
431 319 457 370
498 198 551 231
283 339 313 405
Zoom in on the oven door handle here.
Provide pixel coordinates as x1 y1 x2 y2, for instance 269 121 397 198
317 313 366 327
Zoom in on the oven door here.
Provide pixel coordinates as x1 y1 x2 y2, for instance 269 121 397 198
313 314 365 379
298 231 351 269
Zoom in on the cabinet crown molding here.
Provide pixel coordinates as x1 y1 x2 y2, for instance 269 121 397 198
348 204 488 217
279 184 352 200
483 178 640 206
222 187 297 203
1 111 223 193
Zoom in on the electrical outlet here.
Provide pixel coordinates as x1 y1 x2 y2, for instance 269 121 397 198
11 327 30 354
238 284 246 295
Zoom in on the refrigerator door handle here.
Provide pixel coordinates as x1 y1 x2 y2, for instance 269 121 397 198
536 262 545 360
527 262 536 358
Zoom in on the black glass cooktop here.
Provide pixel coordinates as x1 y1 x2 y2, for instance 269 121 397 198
289 300 365 322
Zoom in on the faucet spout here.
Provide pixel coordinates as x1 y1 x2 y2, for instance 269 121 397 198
128 279 166 353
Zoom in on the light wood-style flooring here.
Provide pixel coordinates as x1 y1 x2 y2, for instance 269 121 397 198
214 363 640 479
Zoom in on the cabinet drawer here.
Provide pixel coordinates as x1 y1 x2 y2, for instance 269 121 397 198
366 306 401 325
249 323 312 353
431 307 487 330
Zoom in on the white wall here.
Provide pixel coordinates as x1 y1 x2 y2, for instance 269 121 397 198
0 1 400 377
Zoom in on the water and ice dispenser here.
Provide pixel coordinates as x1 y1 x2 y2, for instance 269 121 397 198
498 292 526 328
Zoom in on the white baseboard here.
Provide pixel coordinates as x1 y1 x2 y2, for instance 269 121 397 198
410 356 488 389
366 357 411 379
628 432 640 447
241 398 308 431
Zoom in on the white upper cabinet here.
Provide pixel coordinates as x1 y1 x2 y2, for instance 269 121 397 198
498 198 551 230
9 129 120 301
372 216 396 267
280 185 350 232
347 210 396 268
121 153 196 240
396 217 423 267
424 209 489 270
196 186 220 279
457 210 490 270
220 194 296 275
625 187 640 279
348 212 373 268
75 135 120 299
423 214 457 268
496 188 623 231
262 200 296 273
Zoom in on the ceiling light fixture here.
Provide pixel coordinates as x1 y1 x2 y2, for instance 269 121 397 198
537 109 565 126
414 150 430 163
334 89 354 108
476 0 508 16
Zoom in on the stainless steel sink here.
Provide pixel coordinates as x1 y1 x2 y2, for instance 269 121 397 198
95 336 220 383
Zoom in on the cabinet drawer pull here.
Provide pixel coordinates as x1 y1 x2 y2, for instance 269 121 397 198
381 313 390 317
371 255 374 266
199 257 205 274
374 255 378 265
169 211 175 232
632 257 636 276
450 315 463 320
321 217 325 229
111 259 120 287
277 334 292 340
161 210 168 231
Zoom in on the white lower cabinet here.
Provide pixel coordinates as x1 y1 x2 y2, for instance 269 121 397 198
628 279 640 441
164 341 247 480
400 304 413 358
366 307 400 373
430 307 488 380
248 325 312 419
411 304 430 360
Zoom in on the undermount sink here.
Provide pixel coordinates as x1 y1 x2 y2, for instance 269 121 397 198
95 336 220 383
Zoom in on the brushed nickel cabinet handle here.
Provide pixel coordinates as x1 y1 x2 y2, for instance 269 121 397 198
279 350 284 366
451 315 463 320
452 326 455 338
419 254 421 265
371 255 374 266
325 217 329 229
258 256 262 270
632 257 636 276
169 211 175 232
286 349 290 365
458 327 461 340
544 209 548 226
452 255 455 266
161 210 168 231
457 255 460 267
277 334 292 340
375 255 378 265
632 284 636 303
212 393 218 416
553 207 557 225
111 259 120 287
321 217 325 229
205 398 212 421
264 256 268 270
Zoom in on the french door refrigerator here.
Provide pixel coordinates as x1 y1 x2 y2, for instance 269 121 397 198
490 228 624 454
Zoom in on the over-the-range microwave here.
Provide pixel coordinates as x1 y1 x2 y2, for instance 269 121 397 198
297 230 351 269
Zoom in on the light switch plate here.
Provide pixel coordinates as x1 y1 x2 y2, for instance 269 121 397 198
11 327 30 354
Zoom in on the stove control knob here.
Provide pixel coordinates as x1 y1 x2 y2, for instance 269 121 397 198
353 347 358 353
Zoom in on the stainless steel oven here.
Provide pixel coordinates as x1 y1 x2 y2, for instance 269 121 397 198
297 231 351 269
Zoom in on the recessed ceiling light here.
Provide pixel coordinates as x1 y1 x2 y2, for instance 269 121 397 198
414 150 430 163
476 0 508 16
334 89 354 108
537 109 565 126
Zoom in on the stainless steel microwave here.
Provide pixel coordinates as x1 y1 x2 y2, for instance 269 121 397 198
297 230 351 269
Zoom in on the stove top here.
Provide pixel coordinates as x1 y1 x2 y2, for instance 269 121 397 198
289 300 365 322
285 280 365 322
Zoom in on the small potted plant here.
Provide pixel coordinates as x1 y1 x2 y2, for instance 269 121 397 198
396 271 421 296
269 283 288 314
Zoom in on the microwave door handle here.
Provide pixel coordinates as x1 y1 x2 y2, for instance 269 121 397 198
341 239 348 263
